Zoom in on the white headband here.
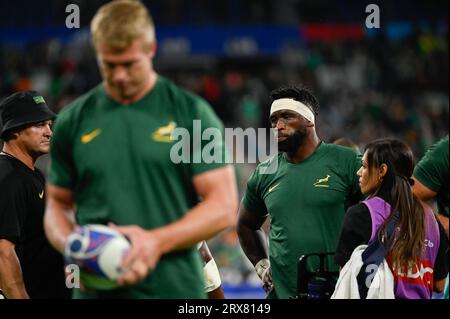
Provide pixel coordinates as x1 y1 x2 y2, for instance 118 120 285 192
270 98 315 124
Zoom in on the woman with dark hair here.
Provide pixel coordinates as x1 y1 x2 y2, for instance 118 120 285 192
334 138 448 299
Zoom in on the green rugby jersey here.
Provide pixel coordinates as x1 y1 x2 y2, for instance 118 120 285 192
414 135 449 217
49 76 226 298
243 143 362 299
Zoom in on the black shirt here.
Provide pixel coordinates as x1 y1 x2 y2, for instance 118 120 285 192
0 154 70 299
334 192 449 280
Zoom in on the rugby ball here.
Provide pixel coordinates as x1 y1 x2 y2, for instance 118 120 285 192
64 224 131 290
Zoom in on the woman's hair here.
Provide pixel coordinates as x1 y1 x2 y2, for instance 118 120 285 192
91 0 156 52
364 138 426 273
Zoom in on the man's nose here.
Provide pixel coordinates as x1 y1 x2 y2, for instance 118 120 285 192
45 124 53 137
112 65 127 82
275 119 286 130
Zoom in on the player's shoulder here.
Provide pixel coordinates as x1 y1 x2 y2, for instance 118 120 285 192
418 135 449 167
158 76 211 112
158 76 200 99
324 143 361 160
253 153 283 176
432 135 449 154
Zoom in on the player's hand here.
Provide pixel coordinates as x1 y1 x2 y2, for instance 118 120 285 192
261 266 273 293
109 223 162 286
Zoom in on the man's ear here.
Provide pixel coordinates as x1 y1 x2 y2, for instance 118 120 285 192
147 42 157 59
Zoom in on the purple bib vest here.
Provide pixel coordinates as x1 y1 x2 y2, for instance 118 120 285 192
363 196 440 299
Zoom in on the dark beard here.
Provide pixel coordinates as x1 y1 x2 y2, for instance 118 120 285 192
278 128 308 154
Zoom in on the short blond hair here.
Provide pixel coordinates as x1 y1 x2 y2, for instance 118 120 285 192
91 0 155 52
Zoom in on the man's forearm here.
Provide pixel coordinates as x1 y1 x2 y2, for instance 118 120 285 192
44 188 76 253
44 206 75 253
0 250 29 299
237 224 269 266
1 281 29 299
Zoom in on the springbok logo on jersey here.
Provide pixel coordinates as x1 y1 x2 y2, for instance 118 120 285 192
313 174 330 188
152 121 177 143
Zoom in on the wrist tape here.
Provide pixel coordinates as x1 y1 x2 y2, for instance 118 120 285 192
255 258 270 279
203 258 222 292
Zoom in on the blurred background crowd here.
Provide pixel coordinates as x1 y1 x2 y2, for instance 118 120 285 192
0 0 448 298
